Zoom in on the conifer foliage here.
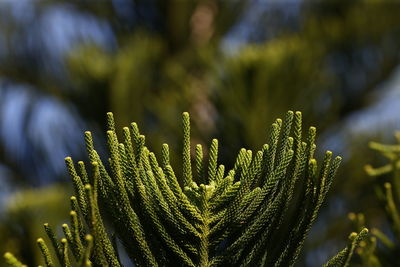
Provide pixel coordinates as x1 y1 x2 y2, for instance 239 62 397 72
346 132 400 266
5 111 365 266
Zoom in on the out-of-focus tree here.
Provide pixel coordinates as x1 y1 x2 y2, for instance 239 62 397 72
66 0 400 161
215 0 400 160
67 0 252 156
1 184 70 265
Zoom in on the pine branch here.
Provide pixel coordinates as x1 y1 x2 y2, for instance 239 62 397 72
324 228 369 267
5 110 347 267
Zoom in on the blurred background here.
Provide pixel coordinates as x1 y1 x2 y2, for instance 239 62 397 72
1 0 400 266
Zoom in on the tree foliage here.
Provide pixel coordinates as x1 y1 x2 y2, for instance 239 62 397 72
1 1 400 266
346 132 400 267
4 111 367 266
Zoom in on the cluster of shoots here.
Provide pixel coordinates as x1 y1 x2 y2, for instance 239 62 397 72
4 111 367 267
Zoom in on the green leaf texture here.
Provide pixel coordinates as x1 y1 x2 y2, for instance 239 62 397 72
5 111 345 267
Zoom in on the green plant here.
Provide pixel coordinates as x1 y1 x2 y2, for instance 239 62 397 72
347 132 400 267
4 111 366 266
